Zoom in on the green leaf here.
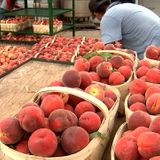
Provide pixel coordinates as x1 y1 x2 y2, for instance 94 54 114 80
83 52 97 59
100 52 112 58
90 131 108 140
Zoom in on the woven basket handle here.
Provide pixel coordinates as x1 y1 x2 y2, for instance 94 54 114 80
96 50 135 61
32 86 109 119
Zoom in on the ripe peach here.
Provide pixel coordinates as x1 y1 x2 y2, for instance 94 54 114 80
74 57 90 72
18 106 46 133
149 116 160 134
53 144 67 157
118 65 132 80
104 43 116 50
115 137 139 160
129 79 147 95
64 104 74 112
109 55 124 69
138 59 152 68
100 77 109 84
48 109 78 132
68 94 83 107
103 97 115 110
89 55 104 72
96 61 113 78
93 41 105 50
136 66 149 78
61 126 89 154
123 59 134 69
28 128 57 157
137 132 160 159
79 71 92 89
15 139 30 154
146 93 160 114
84 84 105 101
128 111 151 130
75 101 95 117
146 45 160 60
62 69 81 88
0 117 24 144
108 72 125 85
129 102 147 112
145 86 160 100
104 89 117 101
88 71 100 82
79 111 101 133
145 68 160 84
128 94 145 106
40 94 64 117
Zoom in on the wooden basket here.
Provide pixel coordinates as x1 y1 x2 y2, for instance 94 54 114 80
0 86 112 160
124 93 159 121
111 122 127 160
95 50 137 115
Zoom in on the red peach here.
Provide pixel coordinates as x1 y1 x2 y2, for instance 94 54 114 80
68 94 83 107
103 97 115 110
138 59 152 68
104 89 117 101
136 66 149 78
145 86 160 100
129 102 147 112
123 59 134 69
108 72 125 85
109 55 124 69
64 104 74 112
79 71 92 89
89 71 101 82
15 139 30 154
128 94 146 106
146 45 160 60
53 144 67 157
149 116 160 134
118 65 132 80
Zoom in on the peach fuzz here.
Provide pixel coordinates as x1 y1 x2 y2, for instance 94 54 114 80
79 111 101 133
118 65 132 80
129 79 147 95
146 45 160 60
61 126 89 154
108 72 125 85
75 101 95 117
88 55 104 72
74 57 90 72
145 86 160 100
0 117 25 144
146 93 160 114
18 106 46 133
115 136 139 160
137 132 160 159
48 109 78 132
128 94 145 106
40 94 64 117
96 61 113 78
136 66 149 78
62 69 81 88
128 111 151 130
15 139 30 154
129 102 147 112
28 128 57 157
109 55 124 69
104 89 117 101
79 71 92 89
149 116 160 134
88 71 100 82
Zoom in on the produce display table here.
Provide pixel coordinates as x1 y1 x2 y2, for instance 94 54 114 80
0 59 125 160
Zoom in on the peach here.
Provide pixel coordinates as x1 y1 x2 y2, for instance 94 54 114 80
115 136 139 160
61 126 89 154
145 68 160 84
150 156 160 160
128 111 151 130
84 83 105 101
109 55 124 69
88 71 100 82
149 116 160 134
137 132 160 159
15 139 30 154
138 59 152 68
89 55 104 72
75 101 96 117
93 41 105 50
79 111 101 133
100 77 109 84
40 94 64 117
79 71 92 89
146 45 160 60
104 89 117 101
62 69 81 88
68 94 83 107
129 79 147 95
96 61 113 78
128 94 145 106
97 111 104 122
104 43 116 50
64 104 74 112
28 128 57 157
136 66 149 78
103 97 115 110
0 117 24 144
146 93 160 114
48 109 78 132
123 59 134 69
118 65 132 80
48 80 64 87
145 86 160 100
129 102 147 112
74 57 90 72
53 144 67 157
108 72 125 85
18 106 46 133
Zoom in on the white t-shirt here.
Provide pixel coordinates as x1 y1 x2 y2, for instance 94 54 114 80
100 3 160 57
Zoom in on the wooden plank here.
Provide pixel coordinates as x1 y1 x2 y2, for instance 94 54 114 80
0 60 73 119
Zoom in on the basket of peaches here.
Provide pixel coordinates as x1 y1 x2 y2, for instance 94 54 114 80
0 69 120 160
